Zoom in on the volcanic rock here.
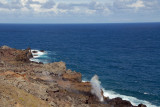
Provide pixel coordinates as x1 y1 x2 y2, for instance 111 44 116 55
108 97 132 107
0 45 32 63
42 62 67 75
32 50 38 53
0 45 12 49
0 46 147 107
40 50 45 52
138 104 147 107
62 71 82 82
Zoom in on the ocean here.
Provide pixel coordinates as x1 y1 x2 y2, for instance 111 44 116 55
0 23 160 107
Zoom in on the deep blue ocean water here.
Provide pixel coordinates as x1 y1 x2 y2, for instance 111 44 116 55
0 23 160 106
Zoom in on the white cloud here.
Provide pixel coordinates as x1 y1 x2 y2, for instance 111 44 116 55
30 4 41 11
32 0 47 3
0 0 156 14
41 0 55 9
127 0 145 9
0 0 160 23
56 1 111 15
21 0 28 6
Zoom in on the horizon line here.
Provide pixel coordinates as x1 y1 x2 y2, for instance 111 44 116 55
0 22 160 25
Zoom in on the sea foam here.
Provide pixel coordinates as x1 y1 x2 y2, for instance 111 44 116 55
31 50 47 58
103 89 158 107
30 49 49 63
29 50 158 107
84 78 158 107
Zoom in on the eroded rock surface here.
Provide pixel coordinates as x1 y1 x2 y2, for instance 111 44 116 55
0 46 147 107
0 46 32 64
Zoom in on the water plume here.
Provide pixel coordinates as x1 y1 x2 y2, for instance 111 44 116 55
90 75 104 102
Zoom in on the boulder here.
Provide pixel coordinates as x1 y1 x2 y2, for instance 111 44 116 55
138 104 147 107
40 50 45 52
32 50 38 53
108 97 132 107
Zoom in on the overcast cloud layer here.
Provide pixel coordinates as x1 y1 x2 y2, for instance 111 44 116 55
0 0 160 23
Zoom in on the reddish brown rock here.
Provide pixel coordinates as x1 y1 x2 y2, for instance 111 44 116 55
0 45 12 49
62 72 82 82
43 62 67 75
0 45 32 63
0 46 147 107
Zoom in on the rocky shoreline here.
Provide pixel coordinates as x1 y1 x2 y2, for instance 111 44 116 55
0 45 146 107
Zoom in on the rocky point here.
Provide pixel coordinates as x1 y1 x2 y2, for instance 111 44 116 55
0 45 147 107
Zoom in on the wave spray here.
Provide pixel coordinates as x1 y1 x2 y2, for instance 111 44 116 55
90 75 104 102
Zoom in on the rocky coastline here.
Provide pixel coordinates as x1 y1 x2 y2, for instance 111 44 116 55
0 45 146 107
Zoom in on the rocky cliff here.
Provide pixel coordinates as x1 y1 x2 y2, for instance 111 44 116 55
0 46 146 107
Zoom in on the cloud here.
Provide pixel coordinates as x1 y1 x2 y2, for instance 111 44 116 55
27 0 41 4
0 0 22 9
144 0 160 10
57 3 76 10
0 0 160 23
32 0 47 4
89 1 111 15
0 0 158 14
112 0 160 13
127 0 145 9
113 0 144 9
41 0 55 9
57 1 111 15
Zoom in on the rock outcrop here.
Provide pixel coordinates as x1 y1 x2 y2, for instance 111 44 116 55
0 46 32 64
0 46 147 107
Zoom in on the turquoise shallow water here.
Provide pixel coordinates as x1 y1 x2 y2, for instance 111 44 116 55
0 23 160 106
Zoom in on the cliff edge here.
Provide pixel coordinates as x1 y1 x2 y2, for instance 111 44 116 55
0 46 146 107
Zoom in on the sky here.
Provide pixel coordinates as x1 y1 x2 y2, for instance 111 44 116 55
0 0 160 23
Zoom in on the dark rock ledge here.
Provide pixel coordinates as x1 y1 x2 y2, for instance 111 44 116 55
0 46 146 107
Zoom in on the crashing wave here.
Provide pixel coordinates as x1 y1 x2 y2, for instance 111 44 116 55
103 89 157 107
83 78 157 107
29 50 158 107
30 49 49 64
